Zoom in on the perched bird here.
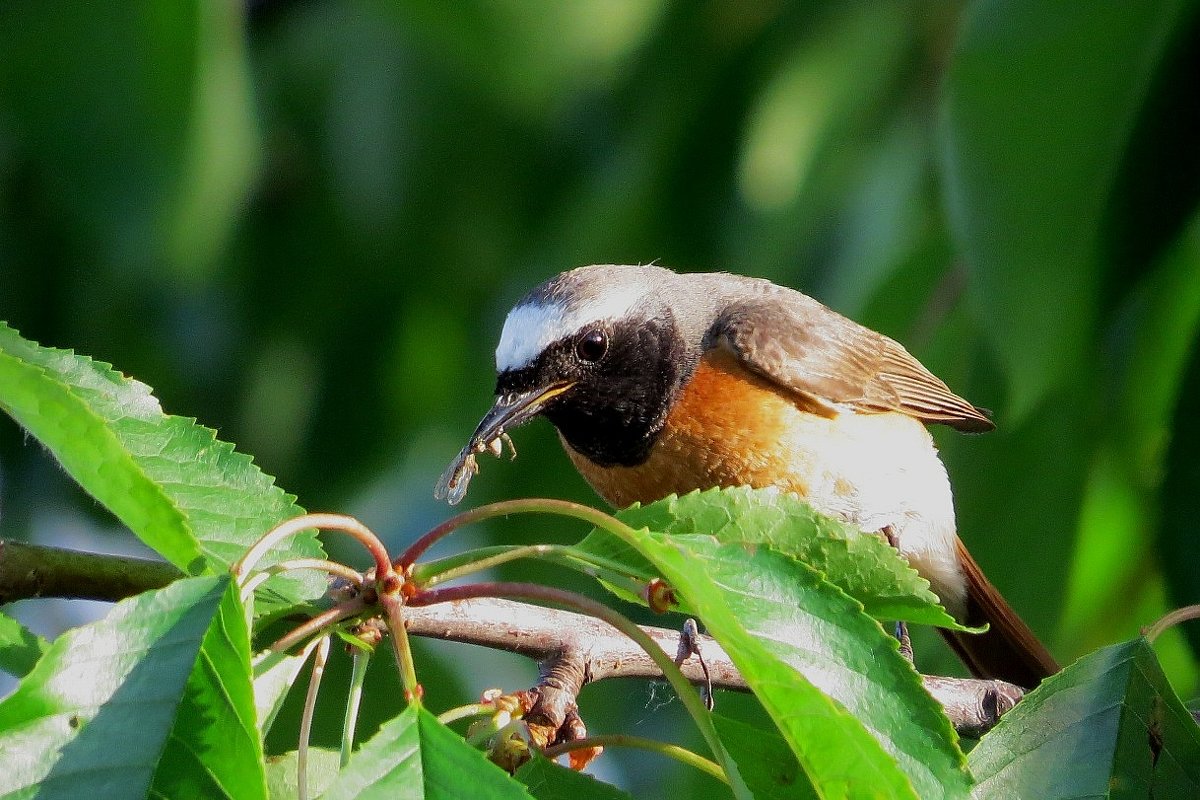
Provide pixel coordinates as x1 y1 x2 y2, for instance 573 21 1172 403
437 264 1057 688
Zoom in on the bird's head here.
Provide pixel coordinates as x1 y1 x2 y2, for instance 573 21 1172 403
436 264 704 503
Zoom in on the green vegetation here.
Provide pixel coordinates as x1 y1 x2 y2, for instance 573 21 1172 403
2 2 1200 797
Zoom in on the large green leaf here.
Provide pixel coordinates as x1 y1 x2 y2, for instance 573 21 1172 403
580 487 961 629
0 613 48 679
941 0 1198 419
147 579 266 799
320 704 535 799
619 527 971 799
0 323 323 608
969 638 1200 798
0 576 265 799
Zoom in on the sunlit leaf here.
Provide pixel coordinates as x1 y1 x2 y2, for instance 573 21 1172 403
617 526 971 799
0 322 323 610
580 487 962 629
0 576 264 799
147 580 265 799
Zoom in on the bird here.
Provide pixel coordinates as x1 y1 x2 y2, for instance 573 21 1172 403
436 263 1058 688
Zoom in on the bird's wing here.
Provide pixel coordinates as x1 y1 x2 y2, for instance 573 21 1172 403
705 288 994 432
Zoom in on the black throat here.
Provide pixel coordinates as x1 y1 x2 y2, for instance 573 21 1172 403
544 316 695 468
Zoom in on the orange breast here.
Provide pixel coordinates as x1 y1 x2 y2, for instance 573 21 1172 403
564 348 825 508
563 348 966 617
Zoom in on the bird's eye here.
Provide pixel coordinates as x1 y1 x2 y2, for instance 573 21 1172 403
575 329 608 363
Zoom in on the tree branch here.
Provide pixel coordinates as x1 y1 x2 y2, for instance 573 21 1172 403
401 596 1022 739
0 539 180 604
1 541 1021 738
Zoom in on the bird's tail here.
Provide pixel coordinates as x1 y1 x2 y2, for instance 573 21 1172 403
939 538 1059 689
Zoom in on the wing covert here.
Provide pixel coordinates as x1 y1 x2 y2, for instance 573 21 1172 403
706 289 994 432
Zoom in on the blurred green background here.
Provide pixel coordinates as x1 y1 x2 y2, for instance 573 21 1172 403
3 0 1200 794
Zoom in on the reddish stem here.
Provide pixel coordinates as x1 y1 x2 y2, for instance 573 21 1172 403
236 513 394 587
409 581 608 613
396 498 626 572
379 591 422 703
269 596 368 654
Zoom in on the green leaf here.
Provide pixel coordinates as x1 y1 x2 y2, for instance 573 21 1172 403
321 704 535 799
969 639 1200 799
941 0 1198 419
619 527 971 799
514 755 635 800
0 613 49 679
266 748 341 800
713 715 817 800
0 576 265 799
148 581 266 799
581 487 962 629
0 322 323 609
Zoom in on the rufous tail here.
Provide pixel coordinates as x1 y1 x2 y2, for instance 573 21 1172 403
939 539 1059 689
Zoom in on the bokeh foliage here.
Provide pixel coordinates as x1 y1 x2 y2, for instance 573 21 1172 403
3 0 1200 794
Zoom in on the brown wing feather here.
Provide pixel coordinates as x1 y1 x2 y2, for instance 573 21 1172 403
708 290 994 432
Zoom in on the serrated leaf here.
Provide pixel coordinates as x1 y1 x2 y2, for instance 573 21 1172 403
0 322 323 610
0 613 48 679
148 581 266 799
266 748 342 800
0 576 265 799
621 527 972 799
969 638 1200 799
321 704 535 799
514 755 634 800
580 487 961 629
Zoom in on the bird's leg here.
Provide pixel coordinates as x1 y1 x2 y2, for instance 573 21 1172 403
893 621 914 662
674 618 714 710
880 525 914 663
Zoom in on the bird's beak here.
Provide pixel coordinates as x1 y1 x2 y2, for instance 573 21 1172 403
434 381 576 504
471 381 575 450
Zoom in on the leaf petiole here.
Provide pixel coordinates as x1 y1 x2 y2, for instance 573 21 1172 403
436 702 499 727
414 543 649 599
298 636 332 800
395 498 647 571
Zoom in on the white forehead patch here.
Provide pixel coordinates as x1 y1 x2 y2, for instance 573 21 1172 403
495 303 566 372
495 282 647 372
